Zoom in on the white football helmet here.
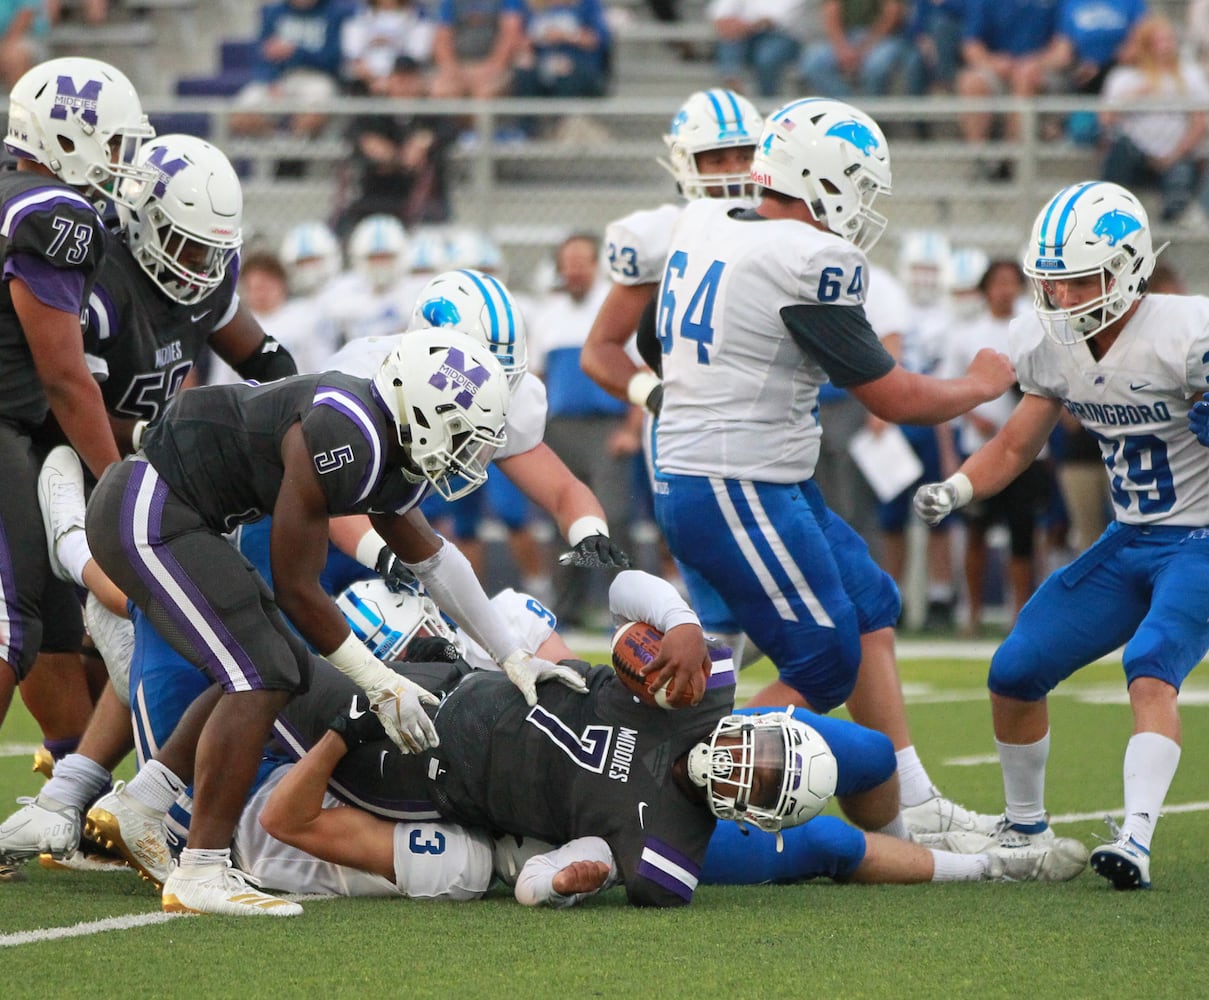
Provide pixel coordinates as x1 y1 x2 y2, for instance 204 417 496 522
446 227 504 276
1024 180 1158 345
280 221 342 296
898 229 952 307
373 329 510 501
336 577 457 662
750 97 892 252
123 134 242 305
662 88 763 200
948 245 990 320
407 225 453 275
5 57 156 210
349 213 410 292
688 710 837 841
410 268 527 387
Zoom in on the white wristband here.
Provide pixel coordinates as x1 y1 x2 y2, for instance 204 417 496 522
355 529 387 570
567 515 610 547
626 371 661 408
326 631 393 692
945 472 975 508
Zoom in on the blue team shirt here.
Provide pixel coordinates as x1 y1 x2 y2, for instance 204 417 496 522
1058 0 1144 65
543 346 628 418
963 0 1060 54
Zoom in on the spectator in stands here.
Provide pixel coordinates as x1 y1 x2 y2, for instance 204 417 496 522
511 0 611 100
903 0 965 95
0 1 46 87
429 0 526 98
956 0 1062 180
1099 13 1209 225
708 0 816 99
1190 0 1209 74
341 0 435 96
230 0 355 138
338 90 458 234
798 0 913 98
530 233 638 629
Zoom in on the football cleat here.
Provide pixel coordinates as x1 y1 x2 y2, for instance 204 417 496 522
983 836 1089 882
85 781 172 889
39 848 132 874
37 445 88 584
902 794 1001 837
0 793 81 862
1090 819 1151 890
162 861 303 916
991 815 1056 849
32 746 55 781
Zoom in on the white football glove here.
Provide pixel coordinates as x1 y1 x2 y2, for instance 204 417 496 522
501 650 588 706
913 482 958 526
913 473 974 527
365 677 439 754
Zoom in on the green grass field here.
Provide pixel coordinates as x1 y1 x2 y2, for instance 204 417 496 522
3 647 1209 999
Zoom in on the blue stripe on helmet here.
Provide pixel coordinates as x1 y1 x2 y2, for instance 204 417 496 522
771 97 827 122
1039 181 1093 259
459 268 509 358
479 271 517 354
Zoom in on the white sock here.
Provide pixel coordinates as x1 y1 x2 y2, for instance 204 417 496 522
56 530 92 588
997 731 1049 826
179 846 230 873
1121 731 1181 851
126 760 187 816
895 746 935 807
42 754 111 812
876 812 910 841
930 850 987 882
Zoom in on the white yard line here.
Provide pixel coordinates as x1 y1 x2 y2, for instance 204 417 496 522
0 912 190 947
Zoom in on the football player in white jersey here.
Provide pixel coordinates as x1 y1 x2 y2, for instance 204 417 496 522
913 180 1209 891
647 97 1016 838
581 88 763 669
326 267 632 582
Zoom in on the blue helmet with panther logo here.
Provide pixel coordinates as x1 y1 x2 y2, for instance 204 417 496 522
1024 181 1158 344
749 98 892 252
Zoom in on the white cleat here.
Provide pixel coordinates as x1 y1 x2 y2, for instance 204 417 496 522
1090 822 1151 890
37 445 88 584
40 848 132 874
162 862 303 916
983 836 1089 882
0 793 81 862
85 781 172 889
902 793 1002 837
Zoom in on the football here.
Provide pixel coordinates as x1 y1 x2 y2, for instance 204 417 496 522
610 620 689 710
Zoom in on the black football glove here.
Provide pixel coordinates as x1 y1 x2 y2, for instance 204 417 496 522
402 635 463 663
375 544 420 594
558 534 632 569
328 692 388 749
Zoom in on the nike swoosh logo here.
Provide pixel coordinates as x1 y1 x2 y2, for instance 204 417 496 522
378 749 389 775
1130 382 1151 391
348 696 366 720
638 801 648 829
190 310 211 323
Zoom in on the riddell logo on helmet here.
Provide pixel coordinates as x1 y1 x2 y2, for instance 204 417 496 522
750 170 772 186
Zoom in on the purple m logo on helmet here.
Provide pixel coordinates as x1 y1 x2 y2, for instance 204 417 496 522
145 145 189 198
51 75 102 127
428 346 491 409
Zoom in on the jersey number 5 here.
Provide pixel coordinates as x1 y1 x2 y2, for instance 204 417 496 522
657 251 725 364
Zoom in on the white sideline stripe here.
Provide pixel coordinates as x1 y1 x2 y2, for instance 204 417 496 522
0 912 191 947
0 895 326 948
1050 801 1209 825
0 743 41 758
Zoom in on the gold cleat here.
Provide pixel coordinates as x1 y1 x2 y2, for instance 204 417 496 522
31 747 54 781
